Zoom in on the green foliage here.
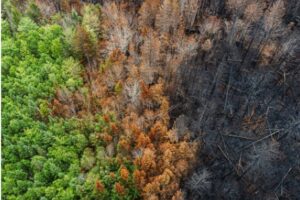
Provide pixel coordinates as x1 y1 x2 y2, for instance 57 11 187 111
63 58 83 91
2 3 140 200
38 100 50 118
2 18 84 199
81 148 96 170
100 58 113 72
114 81 123 94
82 4 102 40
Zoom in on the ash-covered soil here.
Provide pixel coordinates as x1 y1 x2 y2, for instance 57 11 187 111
169 1 300 198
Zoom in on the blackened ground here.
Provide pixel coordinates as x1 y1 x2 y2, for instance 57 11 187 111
171 47 300 200
169 10 300 200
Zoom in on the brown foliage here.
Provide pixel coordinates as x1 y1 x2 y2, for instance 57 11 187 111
73 25 96 64
60 0 82 13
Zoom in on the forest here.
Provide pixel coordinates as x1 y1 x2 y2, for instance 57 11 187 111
1 0 300 199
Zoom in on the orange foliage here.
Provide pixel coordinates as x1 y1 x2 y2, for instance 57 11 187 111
149 121 168 141
95 180 105 192
141 81 151 99
136 133 151 149
175 159 189 176
101 133 113 143
149 83 164 97
120 166 130 181
110 172 116 178
158 168 174 185
115 182 125 195
171 190 185 200
103 114 110 123
140 148 157 171
110 123 119 134
118 138 131 151
133 169 146 186
109 49 126 64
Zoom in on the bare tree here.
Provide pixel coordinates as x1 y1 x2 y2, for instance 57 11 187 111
102 2 133 54
181 0 201 28
264 0 285 33
140 31 161 67
244 139 284 182
244 2 264 23
156 0 181 34
138 0 160 28
124 80 141 108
